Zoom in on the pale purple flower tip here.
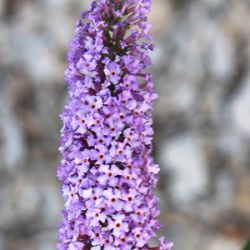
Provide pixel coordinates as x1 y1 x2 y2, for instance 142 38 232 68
57 0 173 249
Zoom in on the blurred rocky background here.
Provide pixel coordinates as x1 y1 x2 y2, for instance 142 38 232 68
0 0 249 249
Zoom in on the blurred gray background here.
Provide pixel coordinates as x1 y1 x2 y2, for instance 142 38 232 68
0 0 249 250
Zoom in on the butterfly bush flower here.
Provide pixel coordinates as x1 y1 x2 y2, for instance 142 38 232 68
57 0 173 249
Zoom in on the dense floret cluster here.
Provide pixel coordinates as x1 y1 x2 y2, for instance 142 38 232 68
57 1 173 249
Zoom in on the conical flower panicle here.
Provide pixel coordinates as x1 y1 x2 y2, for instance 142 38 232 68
57 0 173 249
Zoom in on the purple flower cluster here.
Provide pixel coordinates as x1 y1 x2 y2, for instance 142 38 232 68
57 0 173 249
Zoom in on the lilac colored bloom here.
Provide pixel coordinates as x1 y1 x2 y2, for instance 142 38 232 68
104 61 121 85
58 0 173 249
108 214 129 237
159 237 174 250
77 54 97 76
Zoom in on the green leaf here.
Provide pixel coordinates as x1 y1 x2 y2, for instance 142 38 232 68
243 240 250 250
